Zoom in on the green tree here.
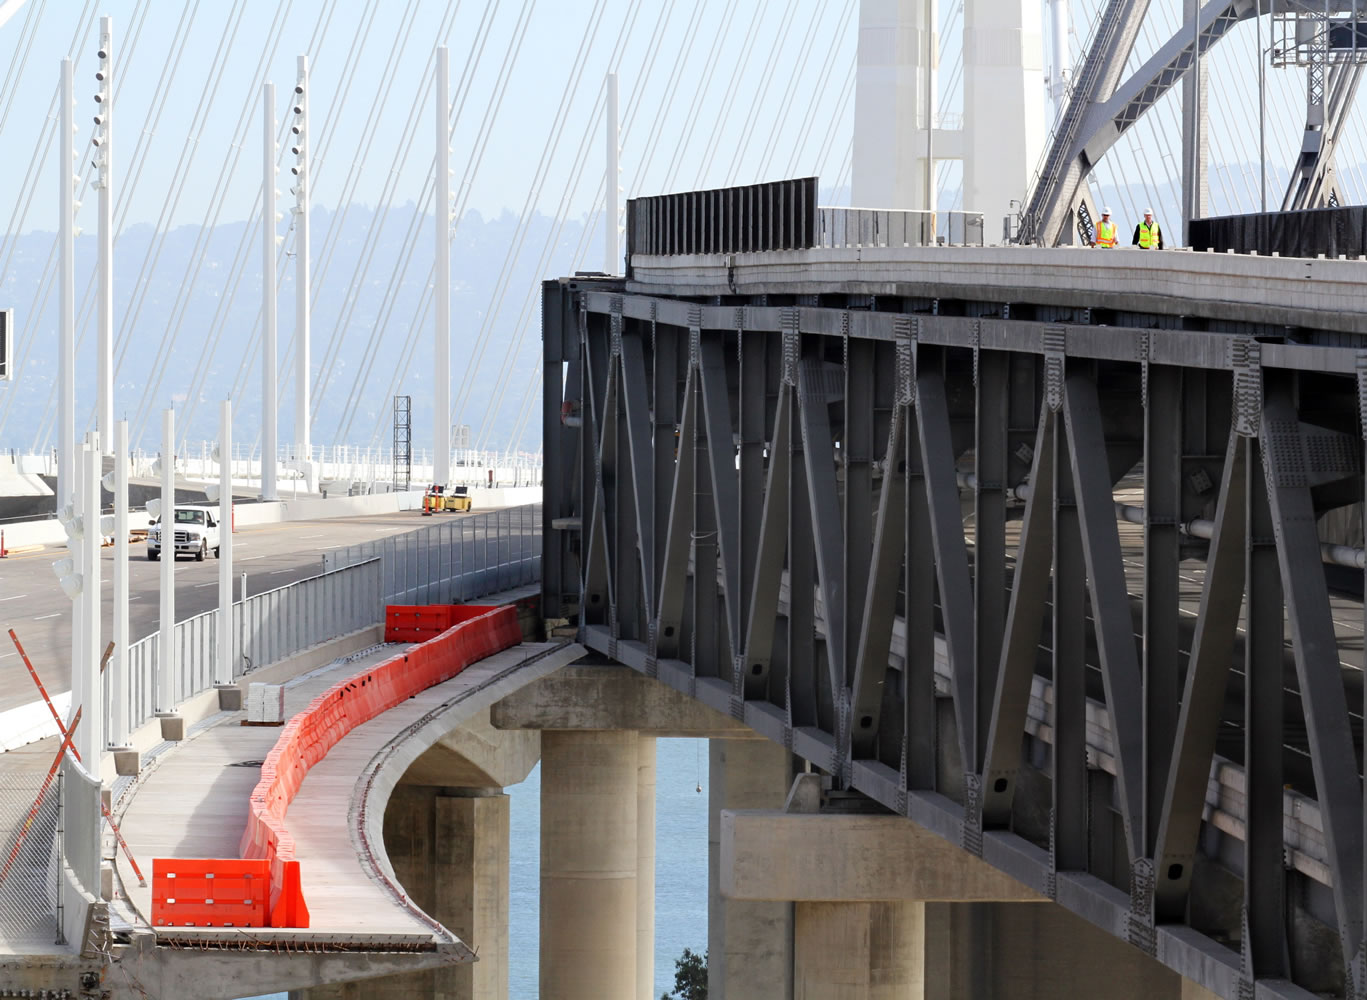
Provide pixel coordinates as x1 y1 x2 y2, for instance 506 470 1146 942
660 946 707 1000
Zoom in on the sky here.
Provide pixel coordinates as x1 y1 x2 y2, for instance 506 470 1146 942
0 0 861 234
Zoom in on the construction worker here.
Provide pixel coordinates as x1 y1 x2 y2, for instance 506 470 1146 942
1132 208 1164 249
1093 207 1117 248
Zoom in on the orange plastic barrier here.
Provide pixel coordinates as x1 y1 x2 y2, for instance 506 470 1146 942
384 603 500 642
150 858 270 927
235 604 522 927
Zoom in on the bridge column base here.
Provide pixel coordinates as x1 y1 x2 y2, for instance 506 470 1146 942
928 901 1196 999
540 729 640 1000
290 785 509 1000
708 738 795 1000
794 900 925 1000
637 735 656 1000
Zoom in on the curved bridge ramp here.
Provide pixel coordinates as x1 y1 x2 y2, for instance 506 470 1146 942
108 627 584 999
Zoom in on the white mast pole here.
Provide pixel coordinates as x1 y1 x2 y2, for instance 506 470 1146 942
293 56 311 491
109 420 129 749
96 17 113 454
59 58 74 508
605 71 619 273
216 400 233 689
78 433 102 762
157 409 175 715
434 45 451 488
262 83 278 501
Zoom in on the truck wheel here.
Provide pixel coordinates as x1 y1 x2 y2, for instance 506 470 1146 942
214 546 221 558
196 541 206 562
148 550 159 561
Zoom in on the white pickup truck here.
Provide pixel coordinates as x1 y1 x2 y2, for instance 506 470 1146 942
147 506 222 561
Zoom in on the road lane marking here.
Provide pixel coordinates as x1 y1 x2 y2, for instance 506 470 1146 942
240 556 265 561
194 582 216 588
34 613 60 620
299 534 324 539
0 594 28 602
269 568 295 575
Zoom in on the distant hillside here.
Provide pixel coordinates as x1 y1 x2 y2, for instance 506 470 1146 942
0 205 597 454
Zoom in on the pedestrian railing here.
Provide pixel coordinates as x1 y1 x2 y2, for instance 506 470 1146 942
2 505 542 949
818 207 987 248
122 558 385 733
323 503 542 606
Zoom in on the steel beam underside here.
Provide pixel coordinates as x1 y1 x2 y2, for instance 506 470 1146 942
543 275 1366 1000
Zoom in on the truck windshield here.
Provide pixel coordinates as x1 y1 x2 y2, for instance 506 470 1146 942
174 510 206 525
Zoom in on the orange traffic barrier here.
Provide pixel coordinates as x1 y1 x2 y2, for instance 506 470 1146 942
235 604 521 927
151 858 270 927
384 603 501 642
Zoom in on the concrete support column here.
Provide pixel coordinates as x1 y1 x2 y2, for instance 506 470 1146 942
852 0 938 210
540 729 639 1000
293 785 509 1000
963 0 1045 230
926 901 1191 999
637 735 656 1000
708 738 793 1000
794 901 923 1000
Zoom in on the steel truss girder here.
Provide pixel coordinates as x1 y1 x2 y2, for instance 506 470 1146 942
552 285 1367 999
1027 0 1250 246
1283 62 1364 210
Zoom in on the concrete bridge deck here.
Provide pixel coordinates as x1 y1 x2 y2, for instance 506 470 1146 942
109 636 583 997
627 244 1367 335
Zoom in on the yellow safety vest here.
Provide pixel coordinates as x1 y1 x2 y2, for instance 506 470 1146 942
1095 220 1117 247
1137 221 1160 248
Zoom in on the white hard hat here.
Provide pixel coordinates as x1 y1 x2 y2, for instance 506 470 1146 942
1143 207 1153 215
1102 206 1112 215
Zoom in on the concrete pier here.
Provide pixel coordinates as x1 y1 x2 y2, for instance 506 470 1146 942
707 739 794 1000
539 729 640 1000
637 734 657 1000
794 901 923 1000
290 784 509 1000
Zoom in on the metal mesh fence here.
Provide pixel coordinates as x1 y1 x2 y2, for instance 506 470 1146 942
0 774 61 947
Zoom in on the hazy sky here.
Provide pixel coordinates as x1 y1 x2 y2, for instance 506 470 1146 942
0 0 861 235
0 0 1348 237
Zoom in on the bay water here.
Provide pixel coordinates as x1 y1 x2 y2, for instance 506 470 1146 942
244 737 710 999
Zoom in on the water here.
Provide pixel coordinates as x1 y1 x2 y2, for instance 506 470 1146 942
242 737 709 999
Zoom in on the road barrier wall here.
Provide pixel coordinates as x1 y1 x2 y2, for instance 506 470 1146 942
229 604 521 928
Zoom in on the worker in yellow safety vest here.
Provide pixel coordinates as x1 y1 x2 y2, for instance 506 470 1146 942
1092 207 1117 248
1132 208 1163 249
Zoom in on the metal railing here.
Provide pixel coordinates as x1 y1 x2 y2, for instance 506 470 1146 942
122 558 385 732
324 504 542 606
817 207 986 248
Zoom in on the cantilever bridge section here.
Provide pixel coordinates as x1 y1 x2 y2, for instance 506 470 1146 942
542 179 1367 999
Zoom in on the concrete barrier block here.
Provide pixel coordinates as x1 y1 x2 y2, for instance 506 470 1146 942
247 683 286 724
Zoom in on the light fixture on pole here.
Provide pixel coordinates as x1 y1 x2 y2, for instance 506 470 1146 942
293 56 312 493
94 17 113 455
58 58 76 510
605 72 620 274
262 82 279 502
434 45 451 489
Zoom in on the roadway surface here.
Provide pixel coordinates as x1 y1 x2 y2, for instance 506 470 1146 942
0 510 444 715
